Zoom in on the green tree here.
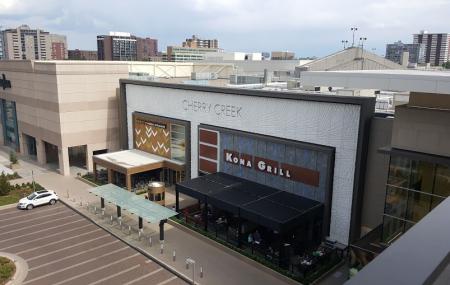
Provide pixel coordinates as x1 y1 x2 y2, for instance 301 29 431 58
442 61 450 69
0 173 12 196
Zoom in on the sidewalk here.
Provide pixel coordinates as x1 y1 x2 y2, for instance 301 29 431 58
0 149 296 285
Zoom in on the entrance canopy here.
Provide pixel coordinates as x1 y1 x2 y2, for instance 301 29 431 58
90 183 177 223
176 172 323 232
92 149 185 190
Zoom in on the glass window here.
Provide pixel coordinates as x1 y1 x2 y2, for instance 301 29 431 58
433 164 450 197
382 215 405 243
406 191 431 222
387 156 411 187
385 186 408 219
170 123 186 162
409 161 434 193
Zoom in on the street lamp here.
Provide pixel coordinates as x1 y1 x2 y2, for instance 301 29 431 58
341 40 349 49
185 258 196 284
359 37 368 70
351 27 358 47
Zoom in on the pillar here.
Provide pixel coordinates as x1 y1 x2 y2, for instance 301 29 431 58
117 205 121 218
93 163 97 181
175 189 180 212
139 217 143 230
159 219 167 241
100 197 105 209
126 174 132 191
107 169 113 183
36 139 46 165
58 146 70 176
86 144 94 172
202 201 208 231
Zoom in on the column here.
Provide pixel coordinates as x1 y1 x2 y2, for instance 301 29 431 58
126 174 132 191
93 163 97 181
159 219 167 241
58 146 70 176
175 189 180 212
107 169 113 183
100 197 105 209
139 217 143 230
36 139 46 165
117 205 121 218
86 144 94 172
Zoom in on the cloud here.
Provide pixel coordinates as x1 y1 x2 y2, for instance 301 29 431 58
0 0 449 56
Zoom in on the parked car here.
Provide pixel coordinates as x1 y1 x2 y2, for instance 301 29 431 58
17 190 59 210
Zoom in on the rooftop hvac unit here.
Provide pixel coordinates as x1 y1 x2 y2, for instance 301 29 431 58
191 72 218 80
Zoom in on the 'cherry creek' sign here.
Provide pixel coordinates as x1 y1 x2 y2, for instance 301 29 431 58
224 149 320 187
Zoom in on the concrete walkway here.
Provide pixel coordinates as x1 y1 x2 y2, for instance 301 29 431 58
0 148 297 285
0 251 28 285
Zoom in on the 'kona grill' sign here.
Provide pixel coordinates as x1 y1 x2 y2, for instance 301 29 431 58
224 150 320 187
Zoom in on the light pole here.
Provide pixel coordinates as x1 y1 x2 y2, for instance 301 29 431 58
185 258 196 284
360 37 367 70
341 40 348 49
351 27 358 47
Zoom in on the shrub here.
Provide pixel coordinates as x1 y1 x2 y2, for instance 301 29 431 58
9 151 18 165
0 174 12 196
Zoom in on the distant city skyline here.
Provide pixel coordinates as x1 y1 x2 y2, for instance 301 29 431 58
1 0 449 57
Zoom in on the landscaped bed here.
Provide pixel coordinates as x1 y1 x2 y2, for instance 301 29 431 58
0 177 45 207
0 256 15 285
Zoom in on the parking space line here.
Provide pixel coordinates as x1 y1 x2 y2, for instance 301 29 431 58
0 214 77 236
123 268 164 285
0 219 85 243
156 276 178 285
23 247 132 284
0 223 94 251
28 235 114 261
0 209 72 229
86 264 141 285
29 240 124 271
50 253 141 285
17 229 103 255
0 205 64 219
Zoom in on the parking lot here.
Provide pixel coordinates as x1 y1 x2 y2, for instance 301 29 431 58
0 203 187 285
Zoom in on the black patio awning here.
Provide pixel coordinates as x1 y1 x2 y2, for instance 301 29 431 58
176 172 323 232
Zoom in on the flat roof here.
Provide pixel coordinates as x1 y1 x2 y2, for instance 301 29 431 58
300 70 450 94
176 172 323 232
120 78 376 106
94 149 183 169
90 183 177 223
345 197 450 285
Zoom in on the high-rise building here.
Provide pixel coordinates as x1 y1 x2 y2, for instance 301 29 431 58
385 41 425 65
97 32 158 61
49 34 68 60
136 37 158 61
1 25 67 60
0 32 4 59
97 32 137 61
68 49 98 60
182 35 218 49
413 31 450 66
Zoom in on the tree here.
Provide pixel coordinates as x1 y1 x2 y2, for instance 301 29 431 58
442 61 450 69
0 173 12 196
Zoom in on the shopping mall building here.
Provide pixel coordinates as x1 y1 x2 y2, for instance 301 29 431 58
114 80 376 245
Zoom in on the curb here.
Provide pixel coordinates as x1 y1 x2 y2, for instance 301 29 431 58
168 219 303 285
0 204 17 211
59 200 195 285
0 252 28 285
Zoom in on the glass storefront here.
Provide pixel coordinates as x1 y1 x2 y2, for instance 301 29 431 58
382 156 450 243
0 99 19 151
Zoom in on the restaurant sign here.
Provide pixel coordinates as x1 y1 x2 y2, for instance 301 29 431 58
224 150 320 187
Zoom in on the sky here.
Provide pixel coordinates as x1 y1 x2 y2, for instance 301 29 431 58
1 0 449 57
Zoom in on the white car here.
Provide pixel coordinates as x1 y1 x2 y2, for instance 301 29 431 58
17 190 59 210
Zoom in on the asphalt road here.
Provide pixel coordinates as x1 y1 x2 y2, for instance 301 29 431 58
0 203 187 285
